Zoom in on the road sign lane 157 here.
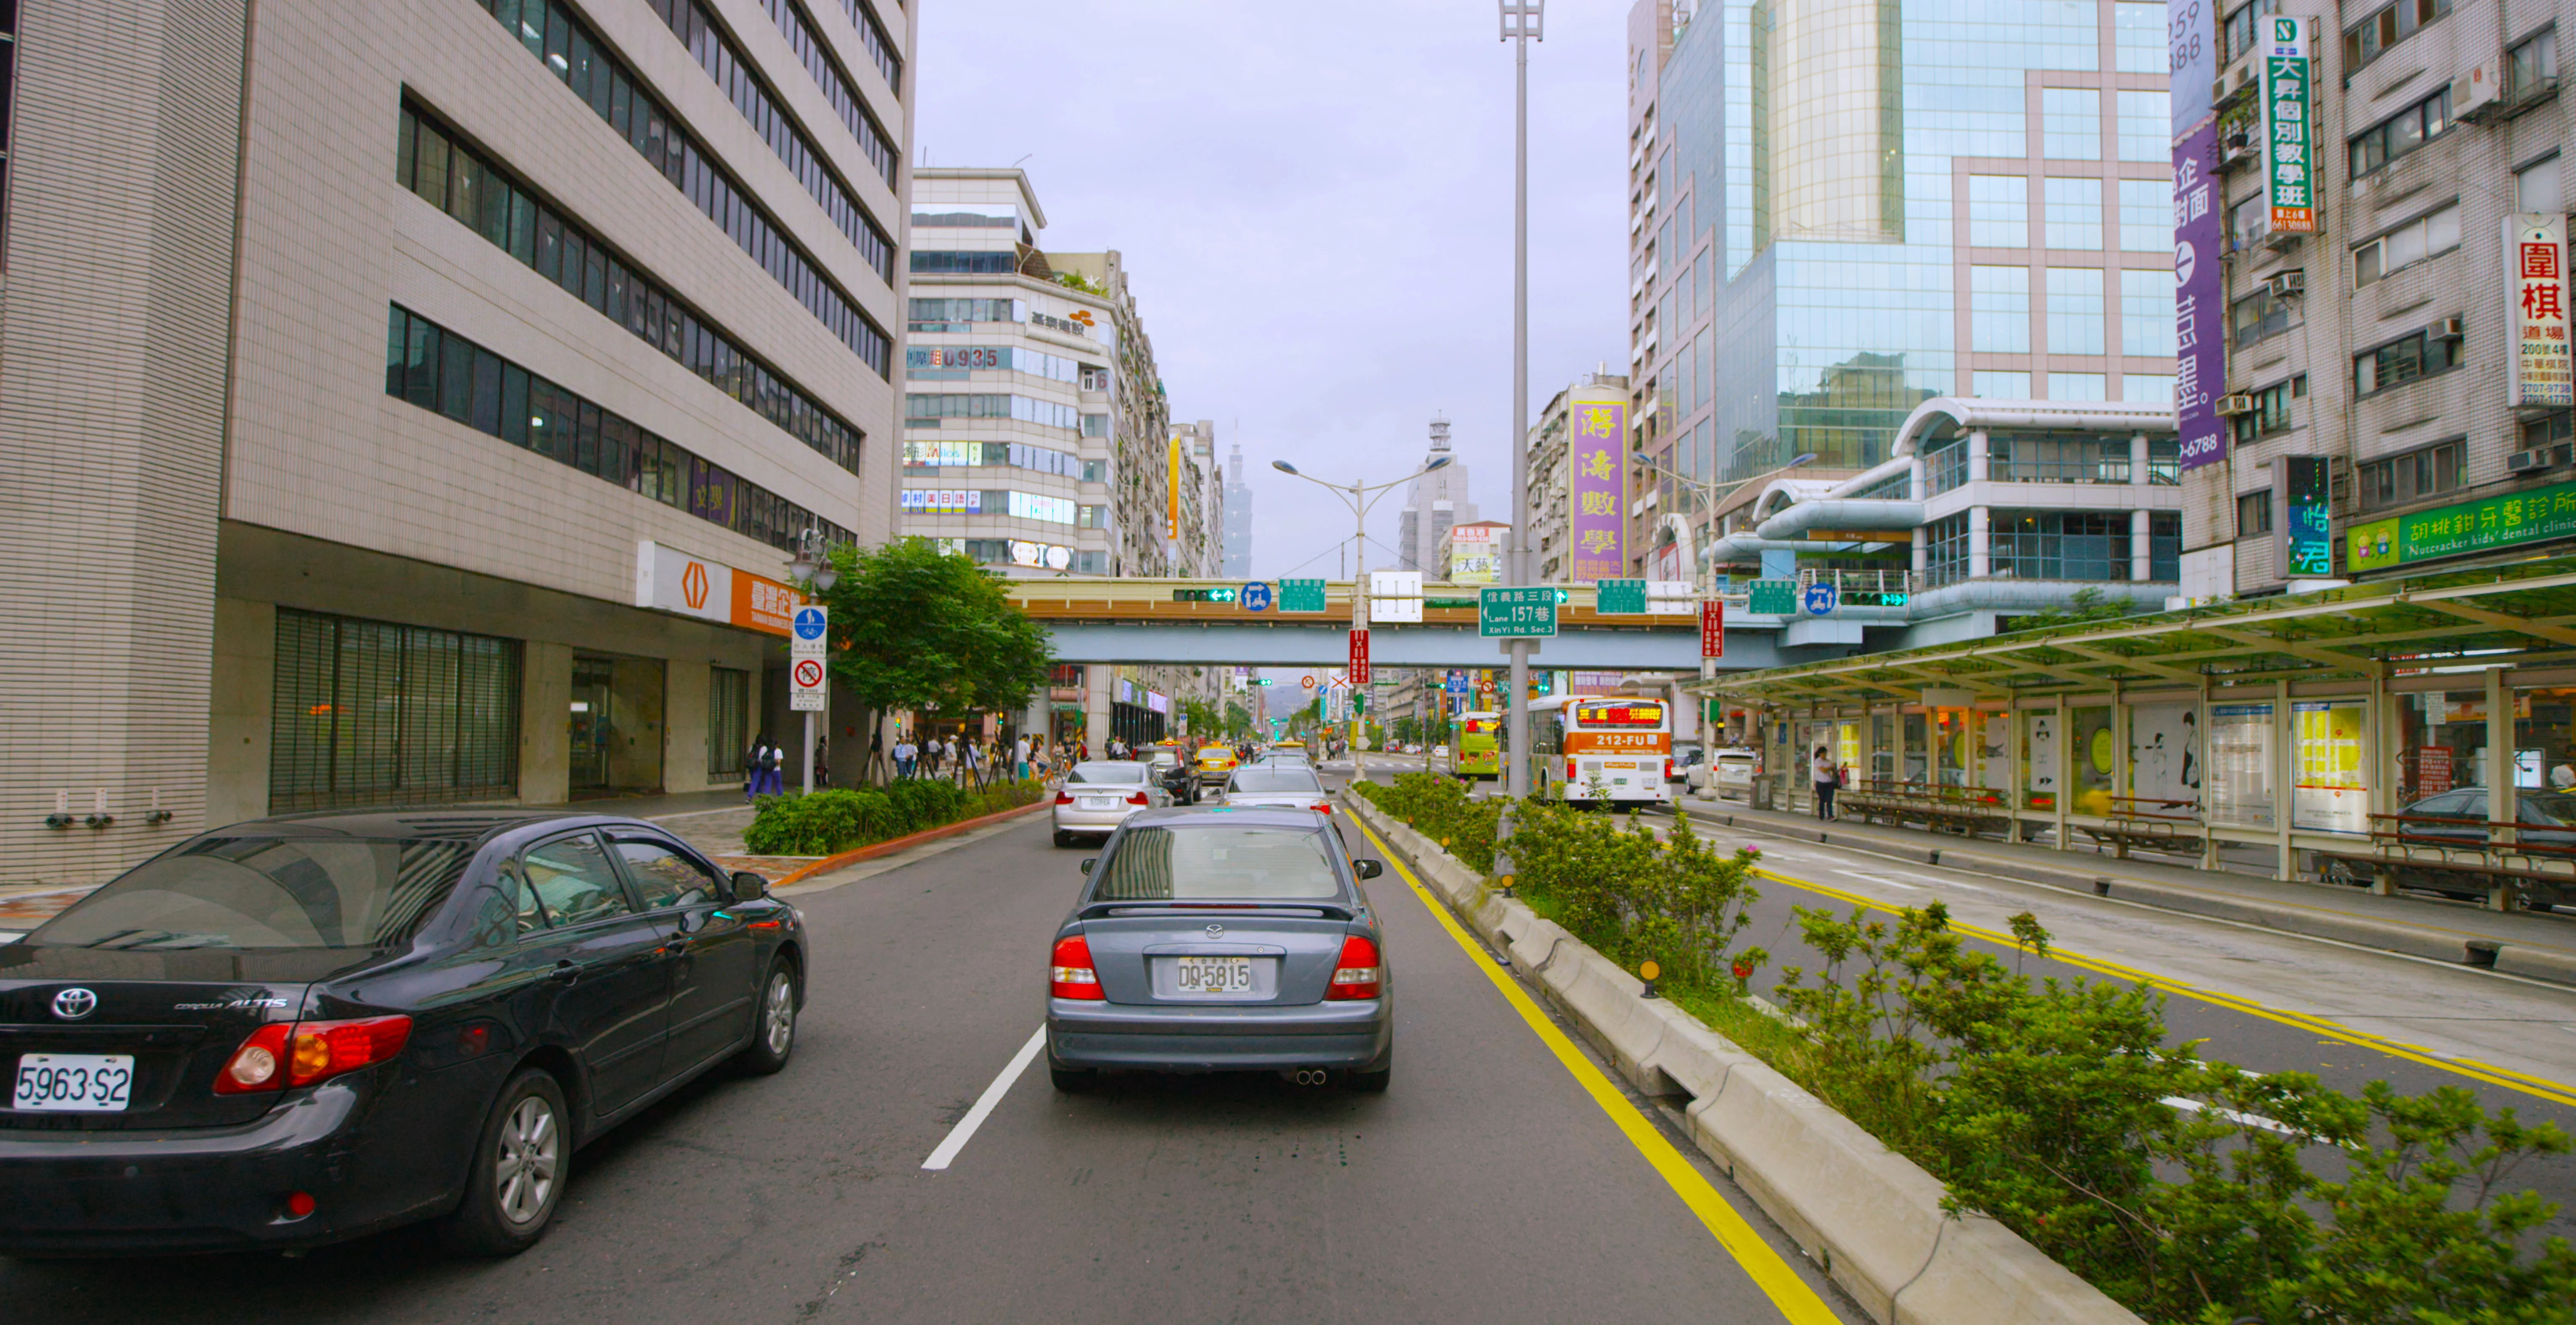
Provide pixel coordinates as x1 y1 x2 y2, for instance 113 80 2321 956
1478 586 1557 638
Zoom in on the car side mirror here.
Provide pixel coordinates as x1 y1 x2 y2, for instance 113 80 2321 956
1079 858 1096 874
1353 859 1383 880
730 870 770 901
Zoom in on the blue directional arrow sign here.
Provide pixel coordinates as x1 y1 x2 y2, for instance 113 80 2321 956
1241 582 1273 612
792 606 828 641
1801 582 1839 617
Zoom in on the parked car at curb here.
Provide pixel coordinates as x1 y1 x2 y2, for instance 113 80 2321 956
1054 762 1172 845
0 810 804 1258
1044 807 1392 1092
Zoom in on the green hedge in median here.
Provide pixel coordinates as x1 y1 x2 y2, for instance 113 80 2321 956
742 778 1046 857
1346 774 1502 874
1428 799 2576 1324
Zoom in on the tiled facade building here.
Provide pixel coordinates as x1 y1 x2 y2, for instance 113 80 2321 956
0 0 911 886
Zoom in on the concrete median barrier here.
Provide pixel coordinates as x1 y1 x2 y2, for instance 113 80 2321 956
1340 789 2147 1325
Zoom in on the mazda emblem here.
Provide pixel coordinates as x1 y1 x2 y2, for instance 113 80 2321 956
1204 924 1224 940
51 987 98 1021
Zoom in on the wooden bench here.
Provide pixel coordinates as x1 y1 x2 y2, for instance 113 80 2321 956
1835 780 2013 837
2074 796 2205 859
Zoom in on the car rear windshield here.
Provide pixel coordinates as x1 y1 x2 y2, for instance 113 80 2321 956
1067 762 1145 784
31 836 478 949
1090 826 1341 900
1229 769 1322 793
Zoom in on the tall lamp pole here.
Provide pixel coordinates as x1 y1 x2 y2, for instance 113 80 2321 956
1500 0 1542 798
1273 455 1452 745
783 529 840 796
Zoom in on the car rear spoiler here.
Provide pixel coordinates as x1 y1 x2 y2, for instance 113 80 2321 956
1078 901 1356 921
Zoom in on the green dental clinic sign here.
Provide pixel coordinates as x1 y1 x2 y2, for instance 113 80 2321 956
2347 477 2576 572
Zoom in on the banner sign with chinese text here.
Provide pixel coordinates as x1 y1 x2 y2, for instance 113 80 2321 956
2174 119 2227 470
2510 213 2573 408
2347 477 2576 572
2281 455 2332 578
1566 392 1627 581
2261 18 2315 234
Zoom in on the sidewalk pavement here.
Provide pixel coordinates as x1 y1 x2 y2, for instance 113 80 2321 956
1678 793 2576 986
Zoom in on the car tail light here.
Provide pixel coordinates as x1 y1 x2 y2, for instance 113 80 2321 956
1054 790 1074 805
1665 759 1677 780
215 1016 412 1094
1309 801 1334 815
1050 935 1104 1000
1126 791 1150 806
1326 935 1381 1000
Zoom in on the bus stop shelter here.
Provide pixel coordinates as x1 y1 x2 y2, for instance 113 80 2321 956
1688 554 2576 909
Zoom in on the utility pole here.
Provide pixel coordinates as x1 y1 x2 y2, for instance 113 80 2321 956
1500 0 1542 799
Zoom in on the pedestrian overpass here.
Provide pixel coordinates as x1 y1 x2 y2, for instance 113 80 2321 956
1000 578 1908 670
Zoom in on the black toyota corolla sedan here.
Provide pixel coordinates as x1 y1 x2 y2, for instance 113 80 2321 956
0 810 805 1258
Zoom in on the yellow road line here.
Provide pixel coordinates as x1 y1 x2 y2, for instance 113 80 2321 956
1353 818 1841 1325
1751 866 2576 1109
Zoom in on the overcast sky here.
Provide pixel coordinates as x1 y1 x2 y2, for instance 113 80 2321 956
915 0 1632 587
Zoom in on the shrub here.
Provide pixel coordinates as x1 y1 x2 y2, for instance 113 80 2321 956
745 778 1045 856
1349 774 1503 873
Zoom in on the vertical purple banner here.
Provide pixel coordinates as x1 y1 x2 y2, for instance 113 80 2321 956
1568 398 1628 581
2173 121 2226 470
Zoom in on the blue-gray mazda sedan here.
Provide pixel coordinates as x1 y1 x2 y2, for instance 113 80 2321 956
1044 806 1392 1092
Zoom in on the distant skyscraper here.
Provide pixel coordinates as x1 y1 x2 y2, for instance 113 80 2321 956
1224 442 1253 577
1396 417 1477 574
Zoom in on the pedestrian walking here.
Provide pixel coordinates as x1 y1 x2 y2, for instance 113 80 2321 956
1811 744 1838 821
961 738 983 785
1014 734 1031 782
893 734 917 780
745 733 773 801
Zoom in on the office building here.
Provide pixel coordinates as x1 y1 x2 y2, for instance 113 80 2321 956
0 0 912 886
1224 442 1254 577
2178 2 2576 596
1395 417 1479 574
1629 0 2179 582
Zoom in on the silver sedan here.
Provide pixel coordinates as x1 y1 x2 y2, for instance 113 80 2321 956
1051 762 1170 847
1044 807 1392 1091
1214 765 1334 815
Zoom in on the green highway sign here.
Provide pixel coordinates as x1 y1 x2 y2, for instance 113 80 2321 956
1748 579 1799 615
1594 578 1646 614
1479 586 1558 638
1279 578 1327 612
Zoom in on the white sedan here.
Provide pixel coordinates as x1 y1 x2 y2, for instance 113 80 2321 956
1052 761 1169 846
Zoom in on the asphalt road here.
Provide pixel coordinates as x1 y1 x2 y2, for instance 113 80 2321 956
1343 753 2576 1241
0 807 1863 1324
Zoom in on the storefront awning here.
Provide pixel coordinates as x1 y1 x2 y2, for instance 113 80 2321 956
1695 554 2576 705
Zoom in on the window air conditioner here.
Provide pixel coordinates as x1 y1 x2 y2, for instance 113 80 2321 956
2454 58 2505 122
2215 394 2258 417
2264 269 2306 297
2220 130 2258 168
2510 448 2550 474
2435 315 2465 338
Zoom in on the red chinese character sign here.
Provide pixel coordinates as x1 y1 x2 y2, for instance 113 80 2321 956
1348 629 1370 686
1566 390 1627 582
2511 213 2573 408
1699 598 1725 660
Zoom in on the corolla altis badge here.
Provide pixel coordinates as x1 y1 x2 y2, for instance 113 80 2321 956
50 987 98 1021
1205 924 1225 940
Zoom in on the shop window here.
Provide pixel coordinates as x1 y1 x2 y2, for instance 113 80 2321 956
1925 439 1969 495
1990 435 2132 483
1990 511 2127 580
2148 437 2181 485
2237 489 2273 537
270 609 522 813
1925 512 1971 586
707 667 750 777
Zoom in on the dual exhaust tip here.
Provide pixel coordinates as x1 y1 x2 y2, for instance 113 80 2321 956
1288 1068 1331 1086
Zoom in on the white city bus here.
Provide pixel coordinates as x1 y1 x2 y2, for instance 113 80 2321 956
1530 694 1675 809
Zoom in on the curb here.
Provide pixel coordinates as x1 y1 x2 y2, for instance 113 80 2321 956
1344 791 2145 1325
770 798 1051 887
1688 803 2576 984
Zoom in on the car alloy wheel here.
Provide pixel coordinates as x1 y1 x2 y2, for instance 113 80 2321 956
495 1095 561 1227
763 969 796 1057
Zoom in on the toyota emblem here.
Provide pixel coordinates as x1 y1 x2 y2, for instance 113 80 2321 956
50 987 98 1021
1204 924 1225 940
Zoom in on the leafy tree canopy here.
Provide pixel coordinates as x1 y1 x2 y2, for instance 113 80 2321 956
817 538 1054 720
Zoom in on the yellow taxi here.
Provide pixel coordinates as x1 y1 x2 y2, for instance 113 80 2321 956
1194 743 1239 787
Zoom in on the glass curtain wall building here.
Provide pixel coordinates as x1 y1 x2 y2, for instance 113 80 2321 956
1633 0 2178 539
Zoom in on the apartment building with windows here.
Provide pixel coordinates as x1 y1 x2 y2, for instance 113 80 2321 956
2184 0 2576 595
1627 0 2179 595
903 167 1119 576
0 0 912 887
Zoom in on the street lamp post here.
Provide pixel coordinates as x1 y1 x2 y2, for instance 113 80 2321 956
783 528 840 796
1273 456 1451 747
1500 0 1542 798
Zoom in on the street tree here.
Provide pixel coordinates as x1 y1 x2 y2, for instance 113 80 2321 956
817 538 1054 773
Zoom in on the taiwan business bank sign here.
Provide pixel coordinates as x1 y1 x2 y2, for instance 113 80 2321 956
2171 0 2226 471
